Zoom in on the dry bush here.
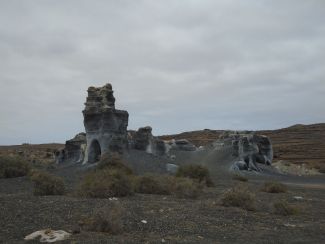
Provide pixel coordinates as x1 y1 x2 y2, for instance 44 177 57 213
176 164 214 187
134 174 171 195
31 171 65 196
172 177 201 199
0 156 30 178
83 203 124 234
78 169 133 198
221 186 255 211
96 153 133 175
232 174 248 182
262 181 287 193
273 200 300 216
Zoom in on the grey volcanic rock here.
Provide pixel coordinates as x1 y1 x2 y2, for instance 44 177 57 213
129 126 166 156
83 83 129 163
165 139 197 153
55 133 86 164
216 131 273 172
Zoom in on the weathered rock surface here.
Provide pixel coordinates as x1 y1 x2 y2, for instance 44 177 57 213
83 84 129 163
216 131 273 172
129 126 166 156
55 133 86 164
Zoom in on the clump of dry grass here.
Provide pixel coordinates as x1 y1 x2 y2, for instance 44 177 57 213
97 153 133 175
176 164 214 187
273 200 300 216
30 171 65 196
133 174 171 195
262 181 287 193
172 177 202 199
83 203 124 234
0 156 30 178
221 186 255 211
78 169 133 198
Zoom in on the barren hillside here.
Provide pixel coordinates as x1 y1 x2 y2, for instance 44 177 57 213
160 123 325 166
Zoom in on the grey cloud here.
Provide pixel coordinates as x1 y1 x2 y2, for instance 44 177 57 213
0 0 324 144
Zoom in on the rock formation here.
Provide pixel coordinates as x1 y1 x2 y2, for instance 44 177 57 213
83 84 129 163
55 133 86 164
216 131 273 171
129 126 166 156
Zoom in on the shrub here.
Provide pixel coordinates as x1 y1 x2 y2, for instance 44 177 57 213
0 156 30 178
84 203 124 234
221 186 255 211
31 171 65 196
176 164 214 187
262 181 287 193
134 174 171 195
172 177 201 199
273 200 300 216
96 153 133 175
232 174 248 182
78 169 133 198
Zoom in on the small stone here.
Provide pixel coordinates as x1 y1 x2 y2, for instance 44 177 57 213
141 220 147 224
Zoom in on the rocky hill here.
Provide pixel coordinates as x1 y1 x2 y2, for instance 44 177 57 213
160 123 325 166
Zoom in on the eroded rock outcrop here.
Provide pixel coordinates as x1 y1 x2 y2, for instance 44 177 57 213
55 133 86 164
129 126 166 156
216 131 273 171
83 84 129 163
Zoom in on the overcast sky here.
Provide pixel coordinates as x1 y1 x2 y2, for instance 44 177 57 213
0 0 324 145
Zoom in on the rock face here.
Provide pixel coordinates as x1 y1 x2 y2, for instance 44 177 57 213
217 131 273 171
129 126 166 156
55 133 86 164
83 84 129 163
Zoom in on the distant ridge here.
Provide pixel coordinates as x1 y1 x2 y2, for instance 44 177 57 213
160 123 325 166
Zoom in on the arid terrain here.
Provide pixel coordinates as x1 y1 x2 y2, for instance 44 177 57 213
161 123 325 168
0 123 325 243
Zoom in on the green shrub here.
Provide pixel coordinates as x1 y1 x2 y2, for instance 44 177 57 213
0 156 30 178
134 174 171 195
221 186 255 211
176 164 214 187
78 169 133 198
31 171 65 196
273 200 300 216
83 203 124 234
96 153 133 175
262 181 287 193
232 174 248 182
172 177 201 199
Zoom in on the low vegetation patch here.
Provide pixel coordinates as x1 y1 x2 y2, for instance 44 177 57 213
78 169 133 198
273 200 300 216
172 177 201 199
134 174 171 195
221 186 255 211
31 171 65 196
232 174 248 182
176 164 214 187
262 181 287 193
0 156 30 178
96 153 133 175
83 203 124 234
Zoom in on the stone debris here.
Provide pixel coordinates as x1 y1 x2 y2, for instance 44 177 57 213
141 220 148 224
24 229 71 243
294 196 303 200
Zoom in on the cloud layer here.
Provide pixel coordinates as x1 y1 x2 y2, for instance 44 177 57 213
0 0 324 144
